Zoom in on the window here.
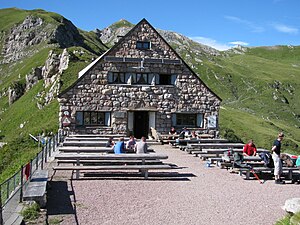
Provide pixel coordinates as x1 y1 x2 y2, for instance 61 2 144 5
112 72 125 84
107 72 176 85
172 113 204 127
159 74 172 85
136 41 150 50
177 114 197 126
76 111 110 126
135 73 148 84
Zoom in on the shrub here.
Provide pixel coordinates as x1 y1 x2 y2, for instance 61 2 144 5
21 202 40 222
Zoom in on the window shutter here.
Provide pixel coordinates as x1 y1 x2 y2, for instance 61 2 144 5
171 75 177 85
171 114 177 126
197 113 204 127
107 72 113 83
105 112 111 126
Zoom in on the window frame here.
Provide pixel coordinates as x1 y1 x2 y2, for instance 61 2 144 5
136 41 151 50
76 111 110 127
172 113 204 128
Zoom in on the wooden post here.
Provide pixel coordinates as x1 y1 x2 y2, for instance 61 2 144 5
36 153 39 170
44 144 48 163
41 148 44 170
0 186 3 225
48 138 52 158
30 159 33 179
19 165 23 203
76 159 80 179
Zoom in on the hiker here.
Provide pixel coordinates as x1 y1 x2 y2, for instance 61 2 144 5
114 137 125 154
126 135 136 150
168 127 177 145
179 127 191 138
243 139 257 156
135 136 148 154
190 131 198 140
272 132 285 184
169 127 177 136
105 137 114 147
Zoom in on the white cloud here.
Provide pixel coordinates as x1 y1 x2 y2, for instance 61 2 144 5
190 37 249 51
229 41 249 46
190 36 231 51
224 15 265 33
272 23 298 34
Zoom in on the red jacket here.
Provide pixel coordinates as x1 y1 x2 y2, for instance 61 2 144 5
243 143 257 156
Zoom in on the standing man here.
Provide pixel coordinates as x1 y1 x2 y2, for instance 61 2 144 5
272 132 285 184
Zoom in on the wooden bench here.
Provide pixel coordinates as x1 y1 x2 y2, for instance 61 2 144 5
57 159 163 165
238 167 300 180
23 170 48 207
187 143 245 149
58 146 154 153
54 153 173 179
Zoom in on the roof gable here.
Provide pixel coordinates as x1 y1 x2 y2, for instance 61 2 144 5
59 18 221 101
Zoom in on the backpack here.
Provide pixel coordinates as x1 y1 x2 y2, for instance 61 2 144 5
233 152 251 168
222 148 234 162
280 153 294 167
259 152 274 168
296 156 300 167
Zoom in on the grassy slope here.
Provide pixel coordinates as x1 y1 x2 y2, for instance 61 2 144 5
0 8 106 182
196 46 300 152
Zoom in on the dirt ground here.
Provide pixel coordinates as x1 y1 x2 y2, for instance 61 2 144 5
46 145 300 225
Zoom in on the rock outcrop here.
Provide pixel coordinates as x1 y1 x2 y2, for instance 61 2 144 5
1 15 52 63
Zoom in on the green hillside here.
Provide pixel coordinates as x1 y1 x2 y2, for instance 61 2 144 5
0 8 108 182
196 46 300 151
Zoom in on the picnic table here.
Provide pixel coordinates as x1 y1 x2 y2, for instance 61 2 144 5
54 153 174 179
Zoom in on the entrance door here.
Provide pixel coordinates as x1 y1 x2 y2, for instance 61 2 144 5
134 111 149 139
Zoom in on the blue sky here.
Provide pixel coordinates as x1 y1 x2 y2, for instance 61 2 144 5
1 0 299 50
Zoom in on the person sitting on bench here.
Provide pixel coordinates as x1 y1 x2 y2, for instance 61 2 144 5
243 139 257 156
114 137 125 154
106 137 115 147
135 136 148 154
126 135 136 150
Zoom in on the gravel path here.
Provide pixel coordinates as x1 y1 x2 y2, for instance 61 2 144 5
48 145 300 225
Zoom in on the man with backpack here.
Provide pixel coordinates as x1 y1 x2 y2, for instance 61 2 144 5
272 132 285 184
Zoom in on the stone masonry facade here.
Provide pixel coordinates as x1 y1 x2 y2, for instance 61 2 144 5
58 19 221 137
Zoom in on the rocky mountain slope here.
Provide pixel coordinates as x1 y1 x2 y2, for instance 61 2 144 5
0 8 299 181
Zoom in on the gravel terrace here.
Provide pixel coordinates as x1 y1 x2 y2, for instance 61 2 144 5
47 145 300 225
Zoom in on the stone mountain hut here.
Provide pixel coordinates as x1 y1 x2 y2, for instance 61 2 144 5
58 18 221 138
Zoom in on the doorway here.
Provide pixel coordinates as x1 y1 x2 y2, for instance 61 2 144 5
134 111 149 139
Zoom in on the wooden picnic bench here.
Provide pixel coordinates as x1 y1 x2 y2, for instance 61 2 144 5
57 159 163 165
187 143 245 149
23 170 48 207
53 153 174 179
58 146 154 153
238 167 300 180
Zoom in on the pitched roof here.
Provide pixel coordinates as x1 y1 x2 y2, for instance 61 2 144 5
59 18 221 101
